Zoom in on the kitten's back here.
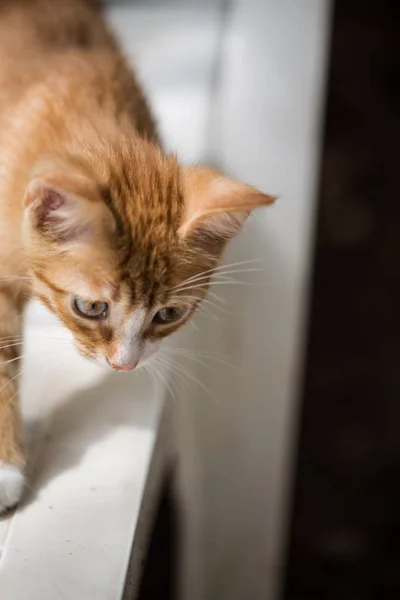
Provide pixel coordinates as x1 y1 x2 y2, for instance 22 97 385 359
0 0 157 140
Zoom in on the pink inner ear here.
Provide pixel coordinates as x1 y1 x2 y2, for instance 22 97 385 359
34 194 66 239
41 188 64 212
24 176 116 244
28 182 72 230
24 178 85 240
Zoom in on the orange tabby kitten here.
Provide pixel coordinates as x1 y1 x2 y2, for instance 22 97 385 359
0 0 274 512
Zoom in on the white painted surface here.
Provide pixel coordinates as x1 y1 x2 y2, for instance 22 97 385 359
107 4 222 162
177 2 332 599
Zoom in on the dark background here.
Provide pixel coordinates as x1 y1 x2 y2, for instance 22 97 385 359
284 1 400 599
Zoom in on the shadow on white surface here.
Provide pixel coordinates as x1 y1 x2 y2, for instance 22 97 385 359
22 368 160 511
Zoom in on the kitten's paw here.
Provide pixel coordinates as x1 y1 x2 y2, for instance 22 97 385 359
0 462 25 514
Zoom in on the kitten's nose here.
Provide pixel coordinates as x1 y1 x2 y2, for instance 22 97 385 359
107 358 138 372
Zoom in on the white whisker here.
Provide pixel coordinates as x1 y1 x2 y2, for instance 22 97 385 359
0 334 73 344
192 302 221 322
149 362 177 403
0 366 24 397
188 320 200 332
0 339 72 353
155 355 219 403
208 291 228 304
0 354 25 369
164 347 244 374
171 258 263 291
179 295 233 316
161 350 209 370
175 280 268 295
173 267 265 293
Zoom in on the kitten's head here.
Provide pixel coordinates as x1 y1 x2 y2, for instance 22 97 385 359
22 139 274 371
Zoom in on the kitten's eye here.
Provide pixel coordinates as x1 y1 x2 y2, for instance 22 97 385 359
73 298 109 319
153 306 187 325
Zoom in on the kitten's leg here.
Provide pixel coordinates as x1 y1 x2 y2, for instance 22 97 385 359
0 290 25 513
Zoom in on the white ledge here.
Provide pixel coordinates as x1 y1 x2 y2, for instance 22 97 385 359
0 302 167 599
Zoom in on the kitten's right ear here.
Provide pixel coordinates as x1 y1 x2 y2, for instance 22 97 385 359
23 169 114 243
180 166 276 244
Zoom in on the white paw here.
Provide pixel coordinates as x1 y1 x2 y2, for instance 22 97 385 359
0 462 25 514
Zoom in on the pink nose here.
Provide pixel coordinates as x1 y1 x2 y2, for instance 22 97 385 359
107 358 138 372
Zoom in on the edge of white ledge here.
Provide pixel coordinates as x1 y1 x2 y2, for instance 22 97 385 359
0 302 169 600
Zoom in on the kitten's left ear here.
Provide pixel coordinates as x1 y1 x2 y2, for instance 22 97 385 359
179 166 276 241
23 164 114 243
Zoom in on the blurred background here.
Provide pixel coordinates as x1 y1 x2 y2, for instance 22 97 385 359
105 1 399 599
